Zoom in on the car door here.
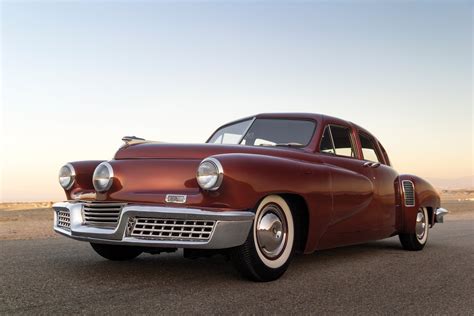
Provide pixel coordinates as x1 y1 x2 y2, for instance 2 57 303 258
317 123 380 249
358 132 399 237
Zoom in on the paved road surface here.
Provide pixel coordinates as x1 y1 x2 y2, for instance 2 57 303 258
1 220 473 314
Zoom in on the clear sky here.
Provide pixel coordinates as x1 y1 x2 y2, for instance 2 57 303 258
1 0 472 202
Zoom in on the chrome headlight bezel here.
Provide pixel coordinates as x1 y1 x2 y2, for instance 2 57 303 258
93 162 114 192
196 158 224 191
58 163 76 190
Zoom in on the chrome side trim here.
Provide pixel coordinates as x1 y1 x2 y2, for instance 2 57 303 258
435 208 448 223
53 202 254 249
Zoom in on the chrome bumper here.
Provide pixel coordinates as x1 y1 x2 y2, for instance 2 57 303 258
52 202 254 249
435 207 448 223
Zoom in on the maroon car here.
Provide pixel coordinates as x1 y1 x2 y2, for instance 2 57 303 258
54 113 447 281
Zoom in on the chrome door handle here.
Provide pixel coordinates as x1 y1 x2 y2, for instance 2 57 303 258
370 162 381 168
363 162 372 167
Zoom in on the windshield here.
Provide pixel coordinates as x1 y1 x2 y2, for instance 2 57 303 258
207 119 253 144
207 118 316 147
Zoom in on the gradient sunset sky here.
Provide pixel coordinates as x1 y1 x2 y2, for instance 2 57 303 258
1 1 472 202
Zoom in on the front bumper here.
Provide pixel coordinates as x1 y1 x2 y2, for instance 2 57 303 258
52 202 254 249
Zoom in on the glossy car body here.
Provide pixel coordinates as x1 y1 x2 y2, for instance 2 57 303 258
54 113 447 279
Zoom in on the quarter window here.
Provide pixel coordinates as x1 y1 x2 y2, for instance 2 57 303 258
320 127 335 154
359 133 381 163
378 142 390 166
319 125 356 158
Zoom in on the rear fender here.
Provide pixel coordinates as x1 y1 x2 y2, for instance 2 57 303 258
399 174 440 234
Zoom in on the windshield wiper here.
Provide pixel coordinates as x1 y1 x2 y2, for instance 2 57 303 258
259 142 304 148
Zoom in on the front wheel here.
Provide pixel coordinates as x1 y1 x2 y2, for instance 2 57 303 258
231 195 295 282
399 207 429 251
90 243 143 261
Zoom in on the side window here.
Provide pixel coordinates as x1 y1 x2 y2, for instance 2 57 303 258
320 125 355 157
330 125 356 157
320 126 335 154
359 133 381 163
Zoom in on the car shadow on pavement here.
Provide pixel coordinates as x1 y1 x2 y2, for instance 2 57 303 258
52 237 406 284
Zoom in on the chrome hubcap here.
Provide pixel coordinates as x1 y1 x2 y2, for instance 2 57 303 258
256 204 287 259
415 210 426 240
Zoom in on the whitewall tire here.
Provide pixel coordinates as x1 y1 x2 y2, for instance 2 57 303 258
399 207 429 251
232 195 295 281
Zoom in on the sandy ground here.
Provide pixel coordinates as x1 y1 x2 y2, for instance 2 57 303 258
0 200 472 241
0 208 57 240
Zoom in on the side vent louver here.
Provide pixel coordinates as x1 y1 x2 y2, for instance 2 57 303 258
402 180 415 207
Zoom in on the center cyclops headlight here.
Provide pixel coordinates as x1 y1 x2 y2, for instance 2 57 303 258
58 163 76 190
196 158 223 191
93 162 114 192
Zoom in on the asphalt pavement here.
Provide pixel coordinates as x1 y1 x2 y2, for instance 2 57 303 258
1 220 473 314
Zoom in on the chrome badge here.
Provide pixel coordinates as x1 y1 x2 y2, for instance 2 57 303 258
165 194 187 204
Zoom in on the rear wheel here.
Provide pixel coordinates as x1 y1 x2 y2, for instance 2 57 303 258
399 207 429 251
90 243 142 261
232 195 295 282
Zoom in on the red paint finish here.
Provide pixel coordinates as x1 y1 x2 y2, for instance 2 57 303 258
66 160 104 200
62 113 440 253
399 175 440 233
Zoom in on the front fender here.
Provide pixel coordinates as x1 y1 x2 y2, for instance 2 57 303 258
213 153 333 253
64 160 105 200
213 153 331 209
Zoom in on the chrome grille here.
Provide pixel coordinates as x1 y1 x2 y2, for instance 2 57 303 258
57 210 71 230
129 217 215 242
402 180 415 207
82 202 125 228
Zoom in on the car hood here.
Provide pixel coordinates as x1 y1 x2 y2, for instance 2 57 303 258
114 142 309 160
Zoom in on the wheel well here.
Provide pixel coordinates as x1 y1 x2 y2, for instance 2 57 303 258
426 207 434 226
280 194 309 254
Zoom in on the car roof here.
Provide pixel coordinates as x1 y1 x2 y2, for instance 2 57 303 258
223 112 379 141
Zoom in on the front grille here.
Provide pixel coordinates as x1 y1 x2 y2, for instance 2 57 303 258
57 210 71 230
82 202 126 228
128 217 216 242
402 180 415 207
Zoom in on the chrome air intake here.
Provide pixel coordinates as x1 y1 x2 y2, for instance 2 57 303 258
402 180 415 207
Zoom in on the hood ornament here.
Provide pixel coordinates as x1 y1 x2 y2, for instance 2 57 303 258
122 136 146 146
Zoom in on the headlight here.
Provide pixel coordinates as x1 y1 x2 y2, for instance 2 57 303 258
196 158 223 191
58 163 76 190
93 162 114 192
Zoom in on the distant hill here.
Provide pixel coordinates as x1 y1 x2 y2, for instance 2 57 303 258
427 176 474 190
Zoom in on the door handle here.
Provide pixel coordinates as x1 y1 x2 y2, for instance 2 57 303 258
363 161 381 168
